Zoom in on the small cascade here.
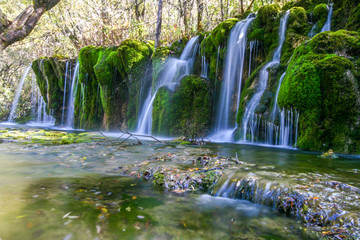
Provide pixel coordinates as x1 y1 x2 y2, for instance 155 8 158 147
215 46 220 77
211 14 255 141
213 174 282 207
30 95 55 125
248 40 259 77
270 72 286 122
7 65 33 123
61 61 70 126
64 61 80 129
200 55 208 78
321 3 333 32
241 11 290 144
135 36 200 135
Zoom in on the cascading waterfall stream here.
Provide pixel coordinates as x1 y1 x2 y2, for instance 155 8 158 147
321 2 333 32
7 65 33 123
61 61 70 126
135 36 200 135
241 10 290 143
211 15 255 142
270 72 286 122
64 61 80 129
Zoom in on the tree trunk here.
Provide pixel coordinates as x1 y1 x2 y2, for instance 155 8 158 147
155 0 163 48
220 0 224 21
196 0 203 32
0 0 61 51
240 0 244 14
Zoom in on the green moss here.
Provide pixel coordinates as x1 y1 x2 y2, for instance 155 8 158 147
152 75 212 140
248 4 281 59
201 18 238 85
153 172 165 188
346 5 360 32
282 7 310 63
152 46 171 89
332 0 360 31
32 57 74 124
278 30 360 153
77 40 153 130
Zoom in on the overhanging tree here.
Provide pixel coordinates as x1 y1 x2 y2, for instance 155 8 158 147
0 0 61 51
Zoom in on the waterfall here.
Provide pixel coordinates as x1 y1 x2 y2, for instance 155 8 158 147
7 65 32 123
215 46 220 77
200 55 208 78
211 15 255 142
241 11 290 143
135 36 200 135
61 61 70 126
64 61 80 129
248 40 258 77
270 72 286 122
321 3 333 32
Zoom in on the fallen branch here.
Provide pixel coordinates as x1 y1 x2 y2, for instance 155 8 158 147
98 128 161 145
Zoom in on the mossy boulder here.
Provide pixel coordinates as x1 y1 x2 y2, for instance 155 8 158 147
152 75 212 140
278 30 360 153
77 40 154 130
200 18 239 86
282 7 310 63
249 4 281 55
332 0 360 32
32 57 75 124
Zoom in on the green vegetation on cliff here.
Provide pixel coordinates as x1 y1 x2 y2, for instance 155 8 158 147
278 30 360 153
77 40 154 130
152 75 212 140
32 57 74 124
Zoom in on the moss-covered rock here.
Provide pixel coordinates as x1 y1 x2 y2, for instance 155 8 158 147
152 75 212 140
32 56 75 124
332 0 360 32
282 7 310 63
278 30 360 153
200 18 238 86
77 40 154 130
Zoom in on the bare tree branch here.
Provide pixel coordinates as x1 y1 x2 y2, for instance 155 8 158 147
0 0 61 51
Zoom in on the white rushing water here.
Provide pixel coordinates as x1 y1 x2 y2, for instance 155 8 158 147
7 65 33 123
61 61 70 126
135 36 200 135
321 3 333 32
211 14 255 142
241 11 290 143
64 61 80 129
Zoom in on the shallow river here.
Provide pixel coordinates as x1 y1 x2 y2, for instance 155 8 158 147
0 130 359 239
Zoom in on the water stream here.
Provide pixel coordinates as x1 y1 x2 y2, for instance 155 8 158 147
135 36 200 135
321 3 333 32
7 65 32 123
241 11 290 144
211 15 255 142
1 126 360 239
